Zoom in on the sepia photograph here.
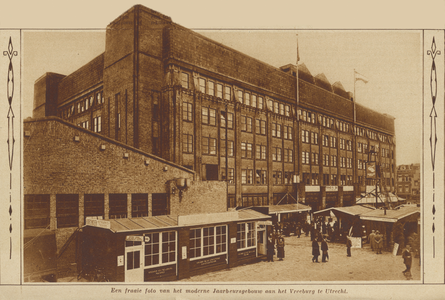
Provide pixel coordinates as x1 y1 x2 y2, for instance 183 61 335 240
0 1 444 299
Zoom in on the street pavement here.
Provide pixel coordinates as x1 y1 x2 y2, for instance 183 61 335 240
180 234 420 282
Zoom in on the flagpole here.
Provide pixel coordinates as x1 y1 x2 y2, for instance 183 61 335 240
296 34 300 208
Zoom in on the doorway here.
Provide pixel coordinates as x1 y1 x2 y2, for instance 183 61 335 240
125 238 144 282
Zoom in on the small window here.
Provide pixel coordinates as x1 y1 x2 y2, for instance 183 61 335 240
224 86 231 100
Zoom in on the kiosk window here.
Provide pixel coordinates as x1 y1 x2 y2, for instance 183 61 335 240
189 225 227 259
144 231 176 267
237 222 255 250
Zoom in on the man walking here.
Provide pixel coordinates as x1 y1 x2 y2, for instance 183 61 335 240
321 237 329 262
402 244 413 280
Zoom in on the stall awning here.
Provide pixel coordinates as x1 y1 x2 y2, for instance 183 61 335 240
84 209 271 233
249 203 312 215
360 205 420 223
314 205 375 219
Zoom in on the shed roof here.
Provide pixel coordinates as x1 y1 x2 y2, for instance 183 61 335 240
314 205 375 218
360 205 420 223
84 209 270 233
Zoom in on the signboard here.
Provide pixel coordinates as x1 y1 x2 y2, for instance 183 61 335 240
393 243 399 256
85 218 110 229
117 255 124 267
343 186 354 192
350 237 362 248
366 162 376 179
231 237 237 244
257 221 273 226
326 186 338 192
182 246 187 259
305 186 320 192
126 235 143 242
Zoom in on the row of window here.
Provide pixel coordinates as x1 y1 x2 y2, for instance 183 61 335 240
24 193 168 229
61 91 104 120
76 116 102 133
127 222 255 270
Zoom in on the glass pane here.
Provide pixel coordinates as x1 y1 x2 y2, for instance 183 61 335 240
127 252 134 270
134 251 140 269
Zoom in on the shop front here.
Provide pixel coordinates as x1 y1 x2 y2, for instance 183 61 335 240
80 210 271 282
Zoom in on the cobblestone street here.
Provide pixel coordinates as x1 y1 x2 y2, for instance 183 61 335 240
180 234 420 282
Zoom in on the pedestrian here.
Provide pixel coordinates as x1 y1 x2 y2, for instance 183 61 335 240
402 244 413 279
266 236 275 262
277 236 285 261
296 223 301 238
312 239 320 263
321 237 329 262
346 235 352 257
374 231 383 254
369 230 376 251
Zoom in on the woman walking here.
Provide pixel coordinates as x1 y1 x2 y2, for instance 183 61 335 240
277 236 285 261
312 239 320 263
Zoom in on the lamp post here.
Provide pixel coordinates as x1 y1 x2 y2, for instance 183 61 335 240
368 148 378 208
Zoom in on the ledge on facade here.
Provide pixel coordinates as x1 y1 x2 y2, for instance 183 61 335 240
23 116 195 176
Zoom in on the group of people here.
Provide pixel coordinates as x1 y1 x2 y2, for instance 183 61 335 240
368 229 384 254
266 231 285 262
311 236 329 263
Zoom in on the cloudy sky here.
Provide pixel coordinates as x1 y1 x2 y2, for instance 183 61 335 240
3 1 442 166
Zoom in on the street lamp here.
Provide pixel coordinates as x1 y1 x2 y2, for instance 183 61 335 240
367 148 379 208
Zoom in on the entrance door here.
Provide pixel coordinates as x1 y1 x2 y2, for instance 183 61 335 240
125 239 144 282
257 226 266 255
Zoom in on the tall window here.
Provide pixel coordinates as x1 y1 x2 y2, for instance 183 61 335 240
331 155 337 167
84 194 104 222
237 222 255 250
323 154 329 166
56 194 78 228
273 171 282 185
216 84 223 98
241 142 253 159
25 194 50 229
284 125 293 140
256 119 266 135
220 140 234 157
311 153 319 165
221 167 234 182
241 169 254 184
244 93 250 106
251 95 257 107
241 116 252 132
181 72 189 89
109 194 127 219
183 102 193 122
202 137 217 155
256 145 266 160
190 226 227 259
221 112 233 129
302 130 310 143
208 81 214 96
284 149 293 163
311 132 318 144
202 107 216 126
302 151 310 164
183 134 193 153
132 194 148 218
256 170 267 184
93 116 102 133
199 78 206 93
224 86 231 100
272 147 282 161
258 97 264 109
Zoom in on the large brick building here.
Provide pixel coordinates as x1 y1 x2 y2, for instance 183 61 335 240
28 4 397 281
33 5 396 213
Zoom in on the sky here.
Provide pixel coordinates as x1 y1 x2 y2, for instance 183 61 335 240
3 0 441 166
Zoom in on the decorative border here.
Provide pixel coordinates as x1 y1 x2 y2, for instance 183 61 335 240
3 36 18 261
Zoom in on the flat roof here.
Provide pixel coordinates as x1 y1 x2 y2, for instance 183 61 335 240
360 205 420 223
267 203 312 214
84 209 271 233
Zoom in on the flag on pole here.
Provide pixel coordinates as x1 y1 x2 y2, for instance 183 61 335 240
296 34 300 63
354 71 368 83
